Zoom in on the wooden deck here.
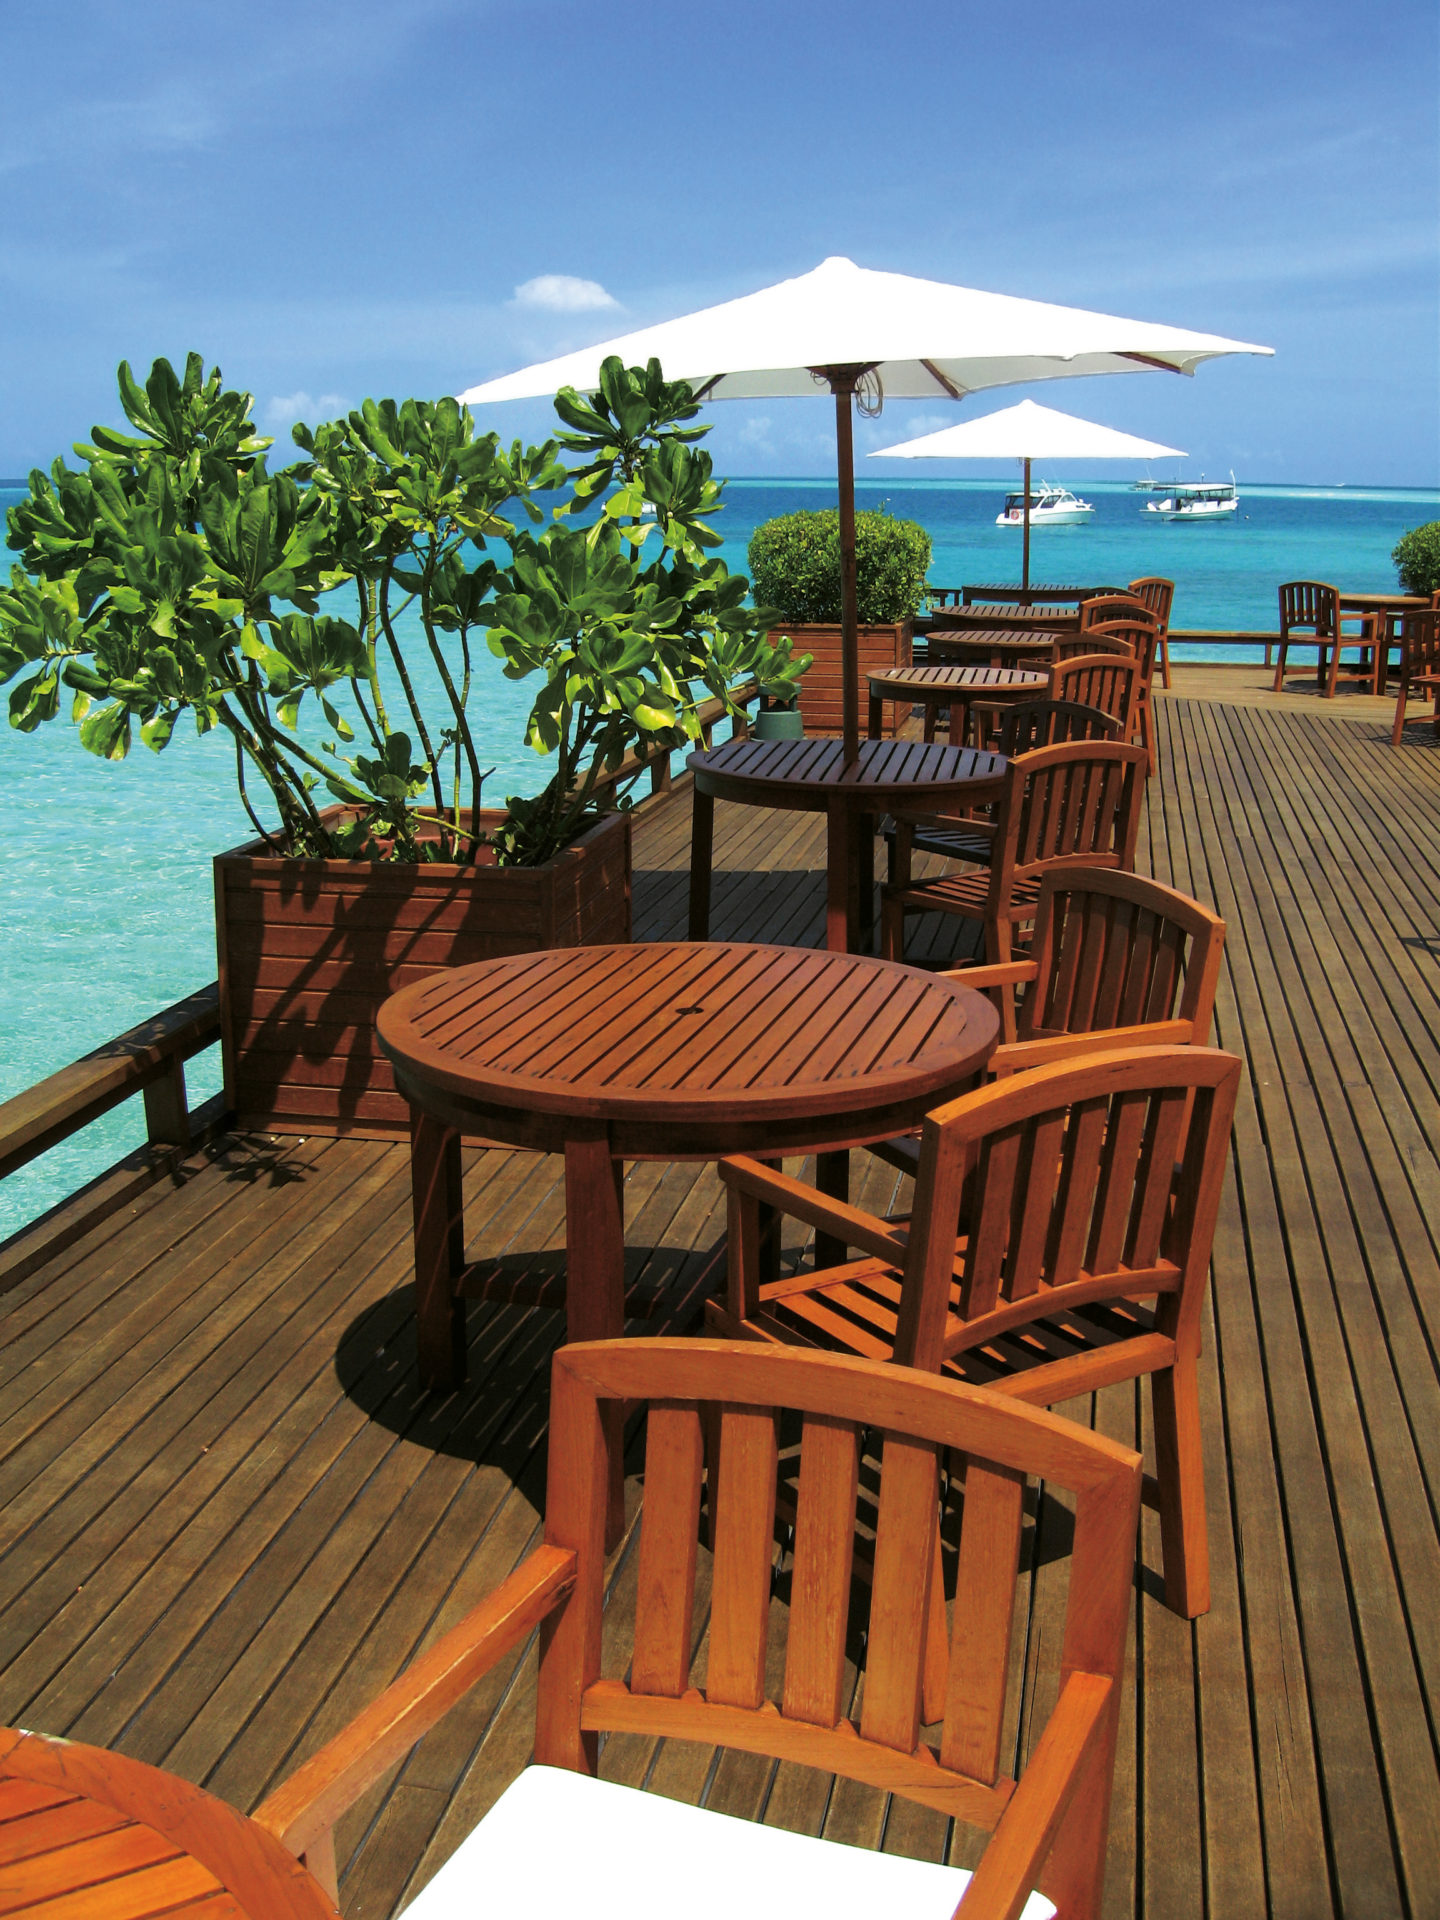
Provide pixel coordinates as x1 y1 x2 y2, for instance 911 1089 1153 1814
3 690 1440 1918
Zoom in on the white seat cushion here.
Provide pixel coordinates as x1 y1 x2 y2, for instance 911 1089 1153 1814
401 1764 1055 1920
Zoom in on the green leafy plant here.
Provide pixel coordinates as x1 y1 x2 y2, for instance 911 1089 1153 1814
1 353 806 868
746 507 932 625
1393 522 1440 597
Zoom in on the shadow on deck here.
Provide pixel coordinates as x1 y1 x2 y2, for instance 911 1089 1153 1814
2 695 1439 1918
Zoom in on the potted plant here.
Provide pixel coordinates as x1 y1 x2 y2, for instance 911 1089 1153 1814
1393 522 1440 597
746 507 931 735
1 353 806 1134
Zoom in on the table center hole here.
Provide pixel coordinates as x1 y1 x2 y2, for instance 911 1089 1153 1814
674 1005 705 1015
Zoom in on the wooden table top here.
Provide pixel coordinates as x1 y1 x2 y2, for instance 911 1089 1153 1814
927 629 1060 657
687 734 1006 808
1337 591 1430 611
960 583 1119 604
0 1727 337 1919
868 663 1046 698
377 943 998 1136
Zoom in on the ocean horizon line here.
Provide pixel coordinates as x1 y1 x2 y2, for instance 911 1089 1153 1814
4 475 1439 502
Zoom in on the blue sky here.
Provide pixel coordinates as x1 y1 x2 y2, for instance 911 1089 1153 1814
2 0 1435 483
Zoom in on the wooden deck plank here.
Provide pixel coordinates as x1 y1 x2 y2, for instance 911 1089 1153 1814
3 704 1440 1916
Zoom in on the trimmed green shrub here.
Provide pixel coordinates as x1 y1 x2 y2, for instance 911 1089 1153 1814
1393 521 1440 597
747 508 931 624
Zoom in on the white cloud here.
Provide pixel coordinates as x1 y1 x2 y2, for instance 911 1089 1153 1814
263 391 347 427
512 274 619 313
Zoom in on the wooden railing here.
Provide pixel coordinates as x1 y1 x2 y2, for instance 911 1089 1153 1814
586 678 760 806
0 987 224 1288
0 985 222 1189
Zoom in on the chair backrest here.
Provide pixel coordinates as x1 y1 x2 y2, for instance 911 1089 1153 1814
989 740 1149 902
1399 609 1440 676
1089 619 1161 694
1049 653 1140 731
893 1046 1241 1374
1278 580 1339 637
1018 867 1226 1048
1054 631 1135 660
1080 595 1155 631
536 1336 1141 1883
999 699 1122 754
1127 577 1175 632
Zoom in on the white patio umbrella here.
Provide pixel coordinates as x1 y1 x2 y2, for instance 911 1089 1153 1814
459 257 1271 757
871 396 1186 591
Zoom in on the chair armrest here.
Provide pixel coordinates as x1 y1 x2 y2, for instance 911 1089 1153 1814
940 960 1038 991
255 1545 577 1863
719 1155 910 1266
955 1670 1112 1919
990 1019 1193 1075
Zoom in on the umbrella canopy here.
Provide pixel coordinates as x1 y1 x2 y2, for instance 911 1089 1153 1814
459 258 1271 754
870 397 1186 462
870 397 1187 587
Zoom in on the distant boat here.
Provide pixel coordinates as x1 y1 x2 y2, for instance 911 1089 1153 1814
1142 475 1239 521
995 483 1094 528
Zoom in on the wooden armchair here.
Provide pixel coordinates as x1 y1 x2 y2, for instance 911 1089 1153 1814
1047 654 1139 735
1079 595 1152 630
881 741 1148 965
255 1339 1141 1919
1389 609 1440 744
883 706 1121 872
711 1045 1240 1621
1127 578 1175 687
969 654 1133 750
866 866 1225 1185
1053 631 1135 660
1081 620 1161 771
1273 581 1378 697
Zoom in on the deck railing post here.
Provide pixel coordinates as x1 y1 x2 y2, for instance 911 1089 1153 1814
142 1055 190 1152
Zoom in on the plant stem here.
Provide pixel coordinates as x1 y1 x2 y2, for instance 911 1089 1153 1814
375 560 446 817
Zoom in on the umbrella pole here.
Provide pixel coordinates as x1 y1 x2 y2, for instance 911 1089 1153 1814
1022 455 1032 596
834 382 860 761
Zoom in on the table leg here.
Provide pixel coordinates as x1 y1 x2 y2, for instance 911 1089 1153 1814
411 1107 467 1391
565 1128 627 1547
826 796 852 953
868 690 883 739
688 785 715 940
856 809 876 951
815 1149 850 1268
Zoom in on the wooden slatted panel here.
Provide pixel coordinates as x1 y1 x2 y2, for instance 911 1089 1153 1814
1004 1114 1066 1296
858 1433 937 1754
1087 1091 1154 1277
940 1461 1026 1783
1126 1087 1190 1268
781 1415 860 1728
706 1405 779 1711
630 1402 703 1698
1045 1097 1110 1286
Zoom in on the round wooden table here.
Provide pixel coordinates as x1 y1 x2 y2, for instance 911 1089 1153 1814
0 1726 338 1919
378 941 999 1390
926 628 1066 668
686 735 1007 953
866 663 1047 744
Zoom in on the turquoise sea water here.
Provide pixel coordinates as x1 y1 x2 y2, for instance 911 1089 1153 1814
2 475 1436 1237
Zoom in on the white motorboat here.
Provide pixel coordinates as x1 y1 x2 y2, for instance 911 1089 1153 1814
995 483 1094 527
1142 475 1238 520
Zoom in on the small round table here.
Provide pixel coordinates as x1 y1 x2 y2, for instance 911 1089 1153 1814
378 941 999 1390
925 628 1064 670
867 663 1047 745
0 1726 338 1919
686 735 1007 953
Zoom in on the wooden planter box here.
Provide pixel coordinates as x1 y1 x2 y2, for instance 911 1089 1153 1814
775 620 914 735
214 807 632 1137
